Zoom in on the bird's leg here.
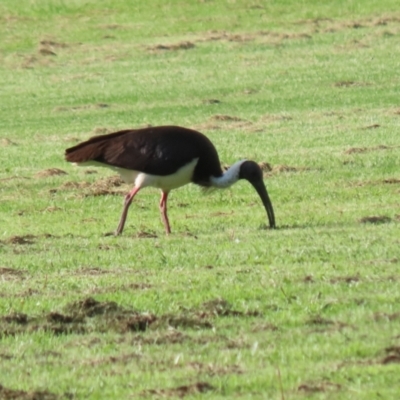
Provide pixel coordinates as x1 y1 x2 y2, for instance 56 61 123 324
159 191 171 235
115 186 141 235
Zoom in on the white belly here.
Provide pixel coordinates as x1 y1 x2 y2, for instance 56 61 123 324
76 158 199 191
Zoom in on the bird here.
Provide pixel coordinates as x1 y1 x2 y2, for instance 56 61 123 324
65 125 275 235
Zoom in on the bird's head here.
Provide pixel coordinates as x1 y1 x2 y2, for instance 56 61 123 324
239 160 276 229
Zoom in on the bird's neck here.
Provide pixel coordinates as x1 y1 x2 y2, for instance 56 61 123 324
210 160 246 188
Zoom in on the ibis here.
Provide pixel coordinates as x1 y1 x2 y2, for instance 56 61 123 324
65 125 275 235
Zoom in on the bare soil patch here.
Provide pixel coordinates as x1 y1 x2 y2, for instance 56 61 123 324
0 138 18 146
202 98 221 104
298 380 342 393
383 178 400 184
35 168 68 178
334 80 366 87
127 330 188 346
133 231 158 239
307 316 335 326
195 298 262 318
40 39 68 48
187 362 243 376
382 346 400 364
330 275 360 284
194 114 256 132
0 297 262 338
359 216 391 224
0 297 155 337
0 267 26 281
52 176 127 197
1 234 56 247
5 235 36 245
361 124 380 130
54 103 109 112
210 114 246 122
143 381 214 398
306 316 351 333
373 312 400 322
259 162 310 176
147 41 195 52
90 126 114 136
38 47 57 56
344 145 394 154
0 384 60 400
302 275 314 283
199 29 312 46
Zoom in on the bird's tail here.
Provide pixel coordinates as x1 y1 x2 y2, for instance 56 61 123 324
65 141 104 163
65 130 131 163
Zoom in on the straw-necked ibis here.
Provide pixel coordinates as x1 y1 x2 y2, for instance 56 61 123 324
65 125 275 235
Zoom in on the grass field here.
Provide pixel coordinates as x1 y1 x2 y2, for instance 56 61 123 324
1 1 400 399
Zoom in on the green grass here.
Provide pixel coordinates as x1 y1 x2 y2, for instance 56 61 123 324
1 1 400 399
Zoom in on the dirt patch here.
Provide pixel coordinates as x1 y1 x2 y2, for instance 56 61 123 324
0 138 17 146
132 231 158 239
251 323 278 332
210 114 246 122
202 99 221 104
52 181 91 191
147 41 195 52
334 80 365 87
359 216 391 224
383 178 400 184
90 126 114 136
38 39 68 57
382 346 400 364
200 29 312 45
35 168 68 178
258 162 273 172
201 31 254 43
40 206 62 213
2 234 56 247
306 316 351 333
262 163 310 176
194 114 256 132
143 382 214 398
152 315 213 330
330 275 360 284
0 384 60 400
5 235 36 245
302 275 314 283
75 266 113 276
298 381 342 393
0 297 156 337
261 113 292 123
86 176 126 196
51 176 127 196
344 145 393 154
0 267 26 281
187 362 243 376
0 297 263 339
361 124 381 130
373 312 400 322
349 178 400 187
272 165 303 173
195 298 261 318
40 39 68 48
54 103 109 112
307 316 335 326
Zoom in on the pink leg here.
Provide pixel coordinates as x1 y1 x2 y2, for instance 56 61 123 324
159 191 171 234
115 186 141 235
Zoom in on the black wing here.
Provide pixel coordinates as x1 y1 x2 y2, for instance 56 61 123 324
65 126 223 180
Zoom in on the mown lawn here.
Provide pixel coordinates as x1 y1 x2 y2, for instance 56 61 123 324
1 1 399 399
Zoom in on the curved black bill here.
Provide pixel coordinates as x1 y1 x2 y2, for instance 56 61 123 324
250 179 276 228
